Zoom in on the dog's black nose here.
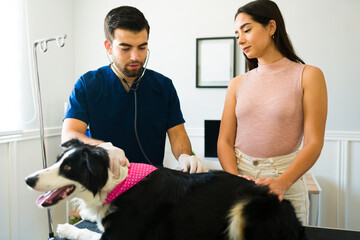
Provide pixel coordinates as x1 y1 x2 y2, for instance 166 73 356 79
25 176 38 188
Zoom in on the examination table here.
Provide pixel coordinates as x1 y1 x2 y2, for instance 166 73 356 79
54 220 360 240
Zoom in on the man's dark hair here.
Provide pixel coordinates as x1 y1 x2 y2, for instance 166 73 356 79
104 6 150 42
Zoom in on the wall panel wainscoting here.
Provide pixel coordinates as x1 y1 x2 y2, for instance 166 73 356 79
0 127 65 240
310 132 360 231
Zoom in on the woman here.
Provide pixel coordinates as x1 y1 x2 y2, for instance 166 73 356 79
217 0 327 225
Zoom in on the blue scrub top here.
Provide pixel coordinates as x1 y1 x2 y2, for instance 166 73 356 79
65 65 185 166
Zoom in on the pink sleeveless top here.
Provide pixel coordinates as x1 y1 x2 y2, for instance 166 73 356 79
235 58 305 158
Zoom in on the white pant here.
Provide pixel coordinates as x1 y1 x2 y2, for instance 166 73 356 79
235 148 309 225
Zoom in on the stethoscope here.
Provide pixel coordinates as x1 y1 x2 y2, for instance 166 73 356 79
107 49 153 165
110 49 150 91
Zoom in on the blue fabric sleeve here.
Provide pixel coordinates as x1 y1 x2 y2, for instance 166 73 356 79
64 77 89 124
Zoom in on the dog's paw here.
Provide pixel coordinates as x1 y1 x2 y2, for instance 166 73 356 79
57 223 101 240
57 223 77 238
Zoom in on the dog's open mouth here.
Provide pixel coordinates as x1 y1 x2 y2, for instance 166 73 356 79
36 185 75 207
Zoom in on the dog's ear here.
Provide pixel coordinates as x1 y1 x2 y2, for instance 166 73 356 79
84 149 109 196
61 139 84 148
84 148 109 177
86 153 106 176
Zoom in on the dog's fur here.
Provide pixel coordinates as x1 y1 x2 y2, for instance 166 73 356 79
25 139 307 240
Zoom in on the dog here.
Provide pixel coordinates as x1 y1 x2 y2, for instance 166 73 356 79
25 139 307 240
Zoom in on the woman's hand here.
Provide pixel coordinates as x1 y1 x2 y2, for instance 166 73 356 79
255 177 288 201
238 174 256 182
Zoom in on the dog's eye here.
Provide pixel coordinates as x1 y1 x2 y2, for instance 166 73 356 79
63 165 71 171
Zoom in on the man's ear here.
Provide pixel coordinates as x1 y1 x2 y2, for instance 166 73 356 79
104 40 112 55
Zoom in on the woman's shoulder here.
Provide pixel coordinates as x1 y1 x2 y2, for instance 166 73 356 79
226 74 246 98
302 64 326 89
229 74 244 89
303 64 323 75
303 65 324 80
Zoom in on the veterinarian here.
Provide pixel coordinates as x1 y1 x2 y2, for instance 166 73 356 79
62 6 206 175
217 0 327 225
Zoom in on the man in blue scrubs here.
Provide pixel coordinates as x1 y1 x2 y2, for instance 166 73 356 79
62 6 206 175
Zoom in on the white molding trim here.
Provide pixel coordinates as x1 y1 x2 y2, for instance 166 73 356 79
0 126 62 144
325 131 360 141
337 140 348 228
1 128 359 143
8 141 18 240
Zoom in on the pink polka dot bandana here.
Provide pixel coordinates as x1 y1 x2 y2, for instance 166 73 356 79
104 163 157 205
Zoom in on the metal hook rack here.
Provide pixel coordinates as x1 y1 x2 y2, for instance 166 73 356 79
32 34 67 240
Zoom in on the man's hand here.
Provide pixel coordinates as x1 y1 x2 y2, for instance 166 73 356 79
98 142 130 178
178 154 208 173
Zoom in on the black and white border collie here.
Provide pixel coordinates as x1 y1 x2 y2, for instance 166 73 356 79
25 139 306 240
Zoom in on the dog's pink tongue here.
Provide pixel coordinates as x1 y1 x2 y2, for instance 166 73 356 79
36 185 74 207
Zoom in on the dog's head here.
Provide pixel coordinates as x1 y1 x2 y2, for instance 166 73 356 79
25 139 110 208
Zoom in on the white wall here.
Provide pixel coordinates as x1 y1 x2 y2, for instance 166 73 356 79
21 0 360 132
25 0 75 130
23 0 360 132
0 0 77 239
73 0 360 132
3 0 359 238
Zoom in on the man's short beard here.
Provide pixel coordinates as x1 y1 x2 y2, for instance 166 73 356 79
116 62 143 78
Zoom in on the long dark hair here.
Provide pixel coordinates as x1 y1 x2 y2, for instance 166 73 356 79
235 0 304 70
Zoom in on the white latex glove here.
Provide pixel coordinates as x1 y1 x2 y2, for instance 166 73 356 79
98 142 130 178
178 154 208 173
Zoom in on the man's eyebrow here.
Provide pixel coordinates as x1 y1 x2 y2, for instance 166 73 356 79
119 43 132 47
119 42 148 47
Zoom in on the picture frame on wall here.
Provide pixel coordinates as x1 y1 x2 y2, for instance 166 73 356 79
196 37 236 88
